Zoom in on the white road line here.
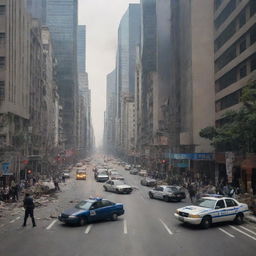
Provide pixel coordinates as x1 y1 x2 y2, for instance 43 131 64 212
84 224 92 234
240 226 256 236
218 228 235 238
46 220 57 230
123 219 127 234
229 225 256 241
159 219 173 235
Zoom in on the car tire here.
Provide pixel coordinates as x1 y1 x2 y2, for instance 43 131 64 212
200 216 211 229
149 192 154 199
164 196 170 202
111 213 118 221
103 186 108 191
79 217 87 226
234 213 244 225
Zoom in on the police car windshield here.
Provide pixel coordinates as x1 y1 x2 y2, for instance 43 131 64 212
75 200 93 210
194 198 216 208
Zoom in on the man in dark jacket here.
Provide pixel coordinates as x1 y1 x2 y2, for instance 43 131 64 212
23 193 36 227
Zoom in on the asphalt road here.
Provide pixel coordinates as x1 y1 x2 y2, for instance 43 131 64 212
0 157 256 256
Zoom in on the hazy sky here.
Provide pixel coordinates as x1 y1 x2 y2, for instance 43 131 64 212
78 0 140 147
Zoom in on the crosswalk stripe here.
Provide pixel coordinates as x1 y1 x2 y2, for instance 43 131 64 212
46 220 57 230
124 219 127 234
240 226 256 236
218 228 235 238
85 224 92 234
159 219 173 235
229 225 256 241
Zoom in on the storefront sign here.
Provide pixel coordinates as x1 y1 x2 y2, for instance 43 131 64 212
1 162 10 175
225 152 234 183
165 153 214 160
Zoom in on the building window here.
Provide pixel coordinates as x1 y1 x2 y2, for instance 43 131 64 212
239 64 247 79
0 81 5 101
239 10 246 28
215 0 236 29
250 0 256 17
216 68 237 92
214 0 222 11
0 57 5 69
0 33 5 47
215 44 236 71
0 5 5 15
250 25 256 45
216 90 241 112
251 55 256 71
239 38 246 53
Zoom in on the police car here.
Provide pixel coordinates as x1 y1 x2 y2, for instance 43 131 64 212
58 198 124 226
174 196 249 228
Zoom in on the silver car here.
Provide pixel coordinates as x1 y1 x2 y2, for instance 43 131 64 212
149 185 186 202
103 180 133 194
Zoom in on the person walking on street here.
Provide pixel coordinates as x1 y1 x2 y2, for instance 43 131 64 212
23 193 36 227
188 183 196 203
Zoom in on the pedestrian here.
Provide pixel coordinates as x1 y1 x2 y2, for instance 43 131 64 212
188 183 196 203
62 174 66 183
23 193 36 227
54 177 60 191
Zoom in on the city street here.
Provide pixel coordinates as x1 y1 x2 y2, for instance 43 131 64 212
0 158 255 256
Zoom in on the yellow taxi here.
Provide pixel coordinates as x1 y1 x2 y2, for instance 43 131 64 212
76 169 86 180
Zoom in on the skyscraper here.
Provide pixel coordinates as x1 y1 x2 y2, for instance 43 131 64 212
44 0 79 148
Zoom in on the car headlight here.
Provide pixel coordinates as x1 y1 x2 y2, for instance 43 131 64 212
189 214 201 218
69 215 78 219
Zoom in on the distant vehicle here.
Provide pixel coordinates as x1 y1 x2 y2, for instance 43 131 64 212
141 177 157 187
149 185 186 202
63 170 70 179
103 180 133 194
175 197 249 229
96 170 109 182
138 170 147 177
135 165 141 169
124 165 131 170
76 162 83 167
76 169 86 180
130 168 139 175
109 171 124 181
58 197 125 225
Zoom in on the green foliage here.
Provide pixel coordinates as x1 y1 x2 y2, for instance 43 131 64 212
200 75 256 153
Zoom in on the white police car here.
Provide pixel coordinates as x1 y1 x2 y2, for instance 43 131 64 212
174 196 249 229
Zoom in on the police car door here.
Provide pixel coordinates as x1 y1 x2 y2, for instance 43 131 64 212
214 199 226 223
224 199 238 222
89 201 104 221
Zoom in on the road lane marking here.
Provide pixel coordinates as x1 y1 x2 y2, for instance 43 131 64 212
46 220 57 230
218 228 235 238
159 219 173 235
124 219 127 234
240 226 256 236
84 224 92 234
229 225 256 241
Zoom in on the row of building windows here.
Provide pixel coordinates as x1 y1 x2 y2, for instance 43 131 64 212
215 24 256 71
216 53 256 93
0 81 5 101
215 0 256 51
0 5 5 15
215 89 242 112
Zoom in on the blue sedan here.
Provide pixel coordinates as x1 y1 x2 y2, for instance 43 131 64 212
58 198 125 226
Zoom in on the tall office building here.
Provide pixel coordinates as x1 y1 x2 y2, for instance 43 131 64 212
44 0 79 148
77 25 86 72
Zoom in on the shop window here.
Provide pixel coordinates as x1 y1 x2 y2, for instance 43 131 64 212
215 0 236 29
0 5 5 15
0 81 5 101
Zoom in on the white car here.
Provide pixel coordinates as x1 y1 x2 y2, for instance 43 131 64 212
124 165 131 170
103 180 133 194
175 196 249 228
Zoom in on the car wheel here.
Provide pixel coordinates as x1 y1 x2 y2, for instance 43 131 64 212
103 186 108 191
163 196 170 202
234 213 244 225
149 192 154 199
200 216 211 229
79 217 87 226
111 213 118 221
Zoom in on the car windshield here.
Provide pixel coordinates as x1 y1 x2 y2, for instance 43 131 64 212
99 171 108 175
194 199 216 209
75 200 93 210
167 186 178 192
114 180 125 185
